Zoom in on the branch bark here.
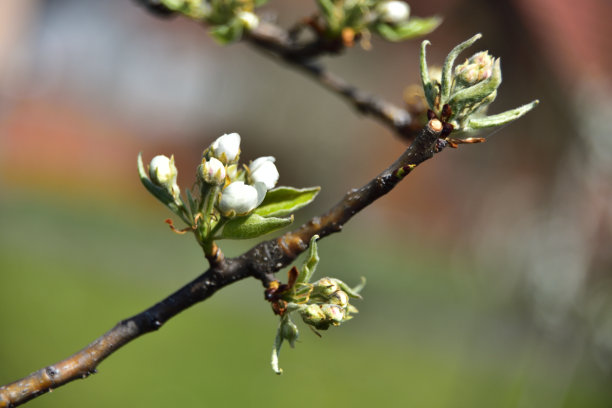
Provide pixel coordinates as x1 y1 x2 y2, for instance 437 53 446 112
0 120 443 407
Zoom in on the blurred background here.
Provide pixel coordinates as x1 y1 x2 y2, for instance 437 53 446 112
1 0 611 406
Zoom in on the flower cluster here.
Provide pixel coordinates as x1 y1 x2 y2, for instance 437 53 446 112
138 132 319 253
420 33 538 134
268 236 364 374
200 133 280 217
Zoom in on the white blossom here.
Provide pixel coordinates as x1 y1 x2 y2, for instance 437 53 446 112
219 181 267 217
249 156 279 190
378 1 410 24
237 11 259 30
211 133 241 164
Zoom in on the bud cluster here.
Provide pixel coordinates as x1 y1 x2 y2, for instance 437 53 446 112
269 236 364 374
420 34 538 134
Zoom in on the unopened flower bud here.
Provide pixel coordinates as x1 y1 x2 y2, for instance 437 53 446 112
249 156 279 190
199 157 226 185
300 304 327 328
378 1 410 24
328 290 349 308
313 278 340 297
218 181 267 217
211 133 241 164
149 155 180 197
237 11 259 30
321 304 345 325
454 51 494 87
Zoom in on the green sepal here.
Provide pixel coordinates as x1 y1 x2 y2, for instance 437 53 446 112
137 152 183 216
440 33 482 107
253 186 320 218
374 16 441 42
465 100 540 130
297 235 320 284
185 188 197 219
448 58 502 118
209 18 243 44
220 213 293 239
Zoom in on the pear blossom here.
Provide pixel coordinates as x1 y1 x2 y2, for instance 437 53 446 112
219 181 267 217
211 133 241 164
378 1 410 24
249 156 279 190
237 11 259 30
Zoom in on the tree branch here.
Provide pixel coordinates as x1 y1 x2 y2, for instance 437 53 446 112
0 120 443 407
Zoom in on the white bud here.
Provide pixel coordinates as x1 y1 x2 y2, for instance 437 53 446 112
249 156 279 190
218 181 267 217
149 155 180 197
378 1 410 24
211 133 241 164
237 11 259 30
199 157 226 185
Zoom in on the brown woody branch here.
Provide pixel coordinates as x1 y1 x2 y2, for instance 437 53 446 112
0 119 443 407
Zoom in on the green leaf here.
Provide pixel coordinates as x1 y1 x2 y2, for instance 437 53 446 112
420 40 437 111
375 16 441 42
440 33 482 107
253 186 320 218
220 213 293 239
297 235 320 284
465 100 540 130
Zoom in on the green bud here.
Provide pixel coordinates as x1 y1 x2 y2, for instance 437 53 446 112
321 304 345 325
328 290 349 308
281 318 299 348
313 277 340 297
300 304 330 330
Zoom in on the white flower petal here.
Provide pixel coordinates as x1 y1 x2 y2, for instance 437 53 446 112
250 156 279 190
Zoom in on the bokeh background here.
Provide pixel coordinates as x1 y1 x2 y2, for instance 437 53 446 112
1 0 611 406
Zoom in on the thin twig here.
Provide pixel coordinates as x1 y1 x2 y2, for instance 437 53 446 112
0 120 443 407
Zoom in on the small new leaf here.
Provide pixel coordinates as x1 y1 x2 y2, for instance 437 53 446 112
297 235 320 284
440 33 482 106
221 213 293 240
465 100 540 130
253 186 320 218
